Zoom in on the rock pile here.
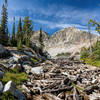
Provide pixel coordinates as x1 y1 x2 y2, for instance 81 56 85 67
0 45 100 100
22 59 100 100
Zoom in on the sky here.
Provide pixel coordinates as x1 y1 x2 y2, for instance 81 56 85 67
0 0 100 35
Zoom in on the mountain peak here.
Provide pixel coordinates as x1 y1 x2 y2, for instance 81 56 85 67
31 27 98 57
44 27 98 57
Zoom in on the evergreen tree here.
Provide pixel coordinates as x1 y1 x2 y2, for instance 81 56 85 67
17 38 22 50
22 16 33 46
5 0 7 5
16 17 22 49
39 28 44 54
8 32 11 46
0 0 8 45
16 17 22 41
11 17 16 46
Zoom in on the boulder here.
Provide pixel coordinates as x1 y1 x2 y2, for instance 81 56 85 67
3 81 26 100
0 44 10 58
24 50 35 58
4 56 19 68
0 71 5 80
22 64 32 74
0 81 3 93
31 66 43 74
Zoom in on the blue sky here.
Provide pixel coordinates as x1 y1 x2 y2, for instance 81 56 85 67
0 0 100 35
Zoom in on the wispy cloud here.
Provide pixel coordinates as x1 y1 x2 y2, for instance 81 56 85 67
35 19 87 30
0 0 100 35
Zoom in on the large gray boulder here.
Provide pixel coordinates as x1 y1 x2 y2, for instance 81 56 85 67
0 71 5 80
31 66 43 74
0 44 10 58
3 81 26 100
0 81 3 93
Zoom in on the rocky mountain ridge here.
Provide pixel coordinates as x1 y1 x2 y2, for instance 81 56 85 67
31 27 99 57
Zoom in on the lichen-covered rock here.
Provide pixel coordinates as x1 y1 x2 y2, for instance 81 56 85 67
3 81 26 100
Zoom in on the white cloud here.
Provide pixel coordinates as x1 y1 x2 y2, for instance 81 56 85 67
35 19 99 35
0 0 100 35
35 19 86 29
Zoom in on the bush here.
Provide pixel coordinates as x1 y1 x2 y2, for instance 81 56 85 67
31 58 38 62
2 71 28 86
56 52 71 57
80 51 90 61
80 41 100 67
0 92 16 100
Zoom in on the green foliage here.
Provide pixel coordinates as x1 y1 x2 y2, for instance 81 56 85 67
16 17 22 41
31 58 38 63
0 1 8 45
22 16 33 46
88 19 100 34
56 52 71 57
8 32 11 46
80 50 90 61
11 17 16 46
2 70 28 86
0 92 15 100
80 41 100 67
39 28 44 52
17 38 23 50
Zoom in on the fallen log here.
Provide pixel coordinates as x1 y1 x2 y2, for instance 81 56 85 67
42 93 62 100
84 84 99 95
42 86 73 93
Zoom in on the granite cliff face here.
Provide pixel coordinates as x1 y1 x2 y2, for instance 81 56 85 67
31 27 98 57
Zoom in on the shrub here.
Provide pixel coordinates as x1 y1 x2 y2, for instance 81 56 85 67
0 92 16 100
80 51 90 61
80 41 100 67
56 52 71 57
31 58 38 63
2 71 28 86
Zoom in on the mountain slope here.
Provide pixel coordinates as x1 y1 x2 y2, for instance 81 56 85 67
31 27 99 57
45 27 99 57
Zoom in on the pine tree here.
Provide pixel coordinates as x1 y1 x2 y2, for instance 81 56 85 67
5 0 7 5
0 0 8 45
8 32 11 46
39 28 44 54
11 17 16 46
16 17 22 41
22 16 33 46
16 17 22 49
17 38 22 50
